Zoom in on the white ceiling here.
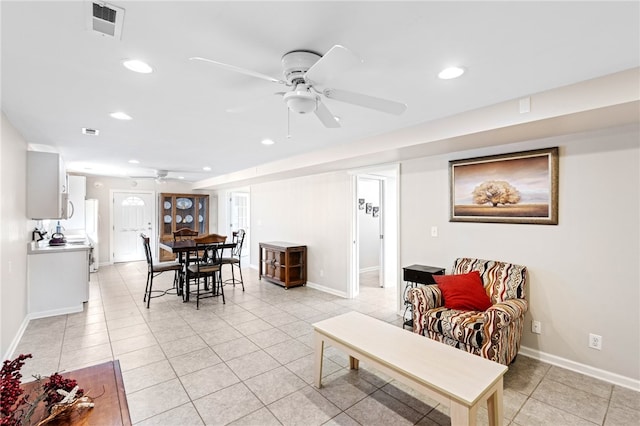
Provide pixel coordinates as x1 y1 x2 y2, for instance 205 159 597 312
2 1 639 184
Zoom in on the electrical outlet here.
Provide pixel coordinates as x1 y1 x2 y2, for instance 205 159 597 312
431 226 438 237
531 320 542 334
589 333 602 350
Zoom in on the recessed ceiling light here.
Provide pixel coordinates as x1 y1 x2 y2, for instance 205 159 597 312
110 111 132 120
202 166 212 171
178 176 185 180
438 66 465 80
261 139 275 146
82 127 99 136
128 159 139 164
123 59 153 74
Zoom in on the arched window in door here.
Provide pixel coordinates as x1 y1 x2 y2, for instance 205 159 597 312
121 196 146 229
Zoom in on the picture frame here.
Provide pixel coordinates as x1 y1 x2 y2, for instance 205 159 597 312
449 147 559 224
358 198 365 210
372 206 380 217
365 203 373 214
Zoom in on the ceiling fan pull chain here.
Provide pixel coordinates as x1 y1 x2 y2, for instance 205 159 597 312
287 107 291 139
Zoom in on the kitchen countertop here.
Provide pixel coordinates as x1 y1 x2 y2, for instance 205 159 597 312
28 240 91 254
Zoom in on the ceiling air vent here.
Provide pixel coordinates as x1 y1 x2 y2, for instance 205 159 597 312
86 1 125 39
82 127 99 136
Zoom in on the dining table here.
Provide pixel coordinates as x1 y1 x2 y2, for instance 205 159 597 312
158 239 234 302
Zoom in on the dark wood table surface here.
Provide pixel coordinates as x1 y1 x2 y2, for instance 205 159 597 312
158 239 198 254
20 360 131 426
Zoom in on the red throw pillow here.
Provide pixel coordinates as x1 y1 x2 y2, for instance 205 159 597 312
434 271 492 311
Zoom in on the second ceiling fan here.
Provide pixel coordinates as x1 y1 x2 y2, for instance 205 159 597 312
190 45 407 128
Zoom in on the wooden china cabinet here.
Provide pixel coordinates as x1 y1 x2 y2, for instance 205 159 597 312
158 193 209 261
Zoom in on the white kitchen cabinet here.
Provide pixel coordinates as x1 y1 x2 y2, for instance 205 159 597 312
27 151 68 219
61 175 87 231
27 243 90 318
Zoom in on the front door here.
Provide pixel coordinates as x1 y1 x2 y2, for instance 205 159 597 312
112 191 154 263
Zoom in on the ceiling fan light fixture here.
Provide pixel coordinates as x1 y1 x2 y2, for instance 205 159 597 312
438 66 465 80
283 86 318 114
123 59 153 74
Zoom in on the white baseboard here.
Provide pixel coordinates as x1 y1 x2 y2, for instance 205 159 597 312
2 316 30 360
305 281 348 298
359 266 380 273
27 305 83 321
519 345 640 391
247 264 348 298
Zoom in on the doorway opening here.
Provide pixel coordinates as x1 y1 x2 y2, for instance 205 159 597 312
111 190 155 263
350 164 399 312
226 190 250 262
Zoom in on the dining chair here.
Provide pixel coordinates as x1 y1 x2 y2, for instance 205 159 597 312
194 233 227 244
173 228 199 263
186 242 227 309
173 228 199 240
141 233 182 308
222 229 245 291
188 234 227 291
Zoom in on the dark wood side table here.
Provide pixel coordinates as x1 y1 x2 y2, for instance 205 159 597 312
259 242 307 289
402 264 445 329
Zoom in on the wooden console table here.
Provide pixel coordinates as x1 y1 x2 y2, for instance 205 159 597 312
20 360 131 425
259 242 307 289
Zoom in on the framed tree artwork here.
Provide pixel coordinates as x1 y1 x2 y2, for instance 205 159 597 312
449 147 559 224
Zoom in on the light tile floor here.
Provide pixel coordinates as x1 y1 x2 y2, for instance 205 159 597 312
13 263 640 425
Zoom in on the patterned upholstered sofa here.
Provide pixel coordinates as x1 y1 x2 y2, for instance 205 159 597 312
408 258 528 365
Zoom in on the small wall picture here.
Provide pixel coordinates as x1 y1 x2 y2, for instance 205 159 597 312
365 203 372 214
358 198 365 210
372 206 380 217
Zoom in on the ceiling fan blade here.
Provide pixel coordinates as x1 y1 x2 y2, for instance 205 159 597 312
304 45 363 87
314 101 341 128
189 57 285 85
323 88 407 115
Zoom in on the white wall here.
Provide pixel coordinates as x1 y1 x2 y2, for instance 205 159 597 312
250 171 351 295
1 113 29 358
401 124 639 381
358 178 381 270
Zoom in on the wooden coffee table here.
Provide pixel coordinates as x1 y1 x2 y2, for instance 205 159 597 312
313 312 507 426
20 360 131 425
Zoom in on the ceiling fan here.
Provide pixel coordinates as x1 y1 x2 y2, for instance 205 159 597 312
129 169 185 183
189 45 407 128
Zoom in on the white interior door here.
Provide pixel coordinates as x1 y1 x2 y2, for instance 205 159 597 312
112 191 154 263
